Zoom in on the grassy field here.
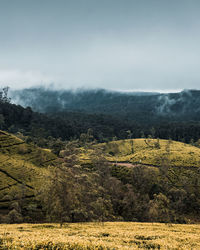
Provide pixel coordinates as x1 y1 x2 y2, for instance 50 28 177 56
100 138 200 167
0 222 200 249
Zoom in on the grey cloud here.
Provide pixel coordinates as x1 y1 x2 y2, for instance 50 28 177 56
0 0 200 91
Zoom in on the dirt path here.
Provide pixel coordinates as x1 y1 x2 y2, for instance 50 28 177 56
110 161 138 168
111 161 200 170
112 162 135 168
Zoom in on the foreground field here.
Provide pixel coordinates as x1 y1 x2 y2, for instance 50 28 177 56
0 222 200 249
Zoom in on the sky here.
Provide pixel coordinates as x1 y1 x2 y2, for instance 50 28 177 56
0 0 200 92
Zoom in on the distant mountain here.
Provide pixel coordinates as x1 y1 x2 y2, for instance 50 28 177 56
0 87 199 144
11 88 200 122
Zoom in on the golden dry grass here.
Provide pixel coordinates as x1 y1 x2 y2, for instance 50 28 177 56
0 222 200 249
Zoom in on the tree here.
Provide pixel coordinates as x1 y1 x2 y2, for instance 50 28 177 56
0 114 5 129
148 193 171 222
126 130 133 139
150 127 156 139
0 86 11 103
7 208 23 223
38 137 119 224
49 138 65 156
38 140 82 226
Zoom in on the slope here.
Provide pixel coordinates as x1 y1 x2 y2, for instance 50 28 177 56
0 130 58 213
101 138 200 168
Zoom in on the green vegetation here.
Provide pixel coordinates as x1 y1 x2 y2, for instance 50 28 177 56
0 87 200 225
2 87 200 147
0 129 200 224
102 138 200 167
0 130 58 222
11 87 200 144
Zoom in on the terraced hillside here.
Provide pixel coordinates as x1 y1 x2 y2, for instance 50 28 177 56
96 139 200 196
0 130 58 214
101 138 200 168
1 132 200 223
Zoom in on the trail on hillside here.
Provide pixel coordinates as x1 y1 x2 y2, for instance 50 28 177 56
112 161 200 170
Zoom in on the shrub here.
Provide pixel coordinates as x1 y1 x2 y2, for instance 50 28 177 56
8 209 23 223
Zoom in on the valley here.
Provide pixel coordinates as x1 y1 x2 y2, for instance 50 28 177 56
0 88 200 249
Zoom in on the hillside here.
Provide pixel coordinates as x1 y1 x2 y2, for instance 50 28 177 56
7 87 200 144
102 138 200 167
0 98 140 143
1 132 200 223
11 88 200 121
0 130 58 215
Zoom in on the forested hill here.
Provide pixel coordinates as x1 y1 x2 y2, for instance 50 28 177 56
0 87 197 144
0 99 136 143
11 88 200 122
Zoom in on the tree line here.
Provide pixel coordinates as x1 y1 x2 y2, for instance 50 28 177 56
1 92 200 148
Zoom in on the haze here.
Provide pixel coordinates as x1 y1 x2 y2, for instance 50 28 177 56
0 0 200 91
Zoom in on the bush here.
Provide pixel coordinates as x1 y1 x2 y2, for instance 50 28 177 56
8 209 23 223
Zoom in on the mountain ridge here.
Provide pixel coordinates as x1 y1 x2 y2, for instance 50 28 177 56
10 88 200 120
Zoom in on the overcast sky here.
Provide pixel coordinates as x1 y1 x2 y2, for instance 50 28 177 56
0 0 200 91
